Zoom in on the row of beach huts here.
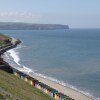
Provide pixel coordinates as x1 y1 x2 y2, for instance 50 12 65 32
13 68 74 100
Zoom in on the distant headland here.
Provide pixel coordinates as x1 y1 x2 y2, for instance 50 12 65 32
0 22 69 30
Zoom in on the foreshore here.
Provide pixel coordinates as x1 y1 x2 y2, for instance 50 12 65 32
29 73 92 100
0 35 92 100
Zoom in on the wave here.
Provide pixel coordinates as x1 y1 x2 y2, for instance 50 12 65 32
33 72 96 100
4 45 100 100
7 49 21 66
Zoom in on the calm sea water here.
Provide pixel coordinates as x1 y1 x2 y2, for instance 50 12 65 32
1 29 100 99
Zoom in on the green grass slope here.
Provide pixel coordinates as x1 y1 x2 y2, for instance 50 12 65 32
0 33 11 46
0 70 54 100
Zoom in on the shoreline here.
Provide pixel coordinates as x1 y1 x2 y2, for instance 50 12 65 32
29 73 92 100
0 35 93 100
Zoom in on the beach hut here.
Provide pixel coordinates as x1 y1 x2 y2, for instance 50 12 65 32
35 82 42 90
65 96 73 100
30 80 36 86
13 68 18 76
30 80 35 86
46 88 50 95
24 75 38 85
17 71 23 78
38 84 42 90
38 83 46 93
59 93 73 100
49 88 58 98
27 77 33 84
54 92 60 100
41 84 47 92
44 86 51 95
45 88 48 94
40 84 50 94
49 90 53 97
21 74 27 80
56 93 66 100
38 82 43 91
35 82 39 88
42 86 44 92
12 68 17 74
28 78 38 86
23 76 29 82
13 69 22 78
14 71 18 76
32 79 38 86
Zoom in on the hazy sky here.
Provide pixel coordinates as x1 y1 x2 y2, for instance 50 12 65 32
0 0 100 28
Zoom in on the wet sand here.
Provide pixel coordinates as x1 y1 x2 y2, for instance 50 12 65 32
29 73 92 100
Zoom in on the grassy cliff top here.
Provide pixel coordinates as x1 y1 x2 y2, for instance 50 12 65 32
0 70 54 100
0 33 11 46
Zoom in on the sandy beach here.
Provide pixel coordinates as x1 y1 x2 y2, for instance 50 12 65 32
29 73 92 100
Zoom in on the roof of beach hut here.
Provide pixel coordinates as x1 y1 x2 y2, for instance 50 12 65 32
48 87 58 92
37 82 49 88
21 73 27 77
36 82 58 92
36 82 44 86
58 92 73 100
57 92 67 97
31 77 38 82
18 71 24 75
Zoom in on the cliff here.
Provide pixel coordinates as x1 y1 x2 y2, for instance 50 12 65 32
0 22 69 30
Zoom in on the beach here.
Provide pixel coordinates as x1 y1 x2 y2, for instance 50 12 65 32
29 73 92 100
2 29 100 99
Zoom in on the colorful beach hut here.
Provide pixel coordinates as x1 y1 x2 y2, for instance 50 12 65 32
17 71 23 78
13 68 23 78
12 68 74 100
48 88 58 98
21 74 27 80
55 93 59 100
24 76 31 82
13 68 18 76
28 77 38 86
56 93 66 100
14 71 18 76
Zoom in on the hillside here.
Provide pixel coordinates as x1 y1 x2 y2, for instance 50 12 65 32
0 70 54 100
0 22 69 30
0 33 11 46
0 33 53 100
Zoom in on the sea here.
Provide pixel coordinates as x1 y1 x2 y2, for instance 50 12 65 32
0 29 100 100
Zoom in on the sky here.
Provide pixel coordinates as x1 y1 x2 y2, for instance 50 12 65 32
0 0 100 28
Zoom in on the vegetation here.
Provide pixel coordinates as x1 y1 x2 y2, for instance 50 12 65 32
0 70 54 100
0 33 53 100
0 22 69 30
0 33 11 46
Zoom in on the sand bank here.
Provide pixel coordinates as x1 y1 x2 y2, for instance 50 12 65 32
29 74 92 100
